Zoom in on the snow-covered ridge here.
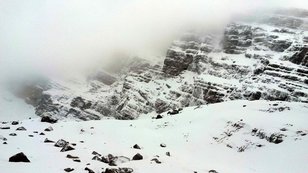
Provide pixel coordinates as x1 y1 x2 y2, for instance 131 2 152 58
1 100 307 173
13 8 308 121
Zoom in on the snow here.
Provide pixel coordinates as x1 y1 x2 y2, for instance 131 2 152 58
0 100 307 173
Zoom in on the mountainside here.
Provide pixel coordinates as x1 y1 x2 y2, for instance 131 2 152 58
12 8 308 121
1 100 307 173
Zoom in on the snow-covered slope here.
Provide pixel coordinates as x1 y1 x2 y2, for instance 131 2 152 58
0 100 307 173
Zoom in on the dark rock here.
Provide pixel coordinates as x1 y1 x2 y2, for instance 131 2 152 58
209 170 218 173
61 144 75 152
70 97 92 110
132 153 143 160
167 109 179 115
151 158 161 164
16 126 27 131
155 114 163 119
105 168 134 173
41 115 58 124
67 154 79 159
73 159 81 162
267 133 284 144
162 49 194 76
0 127 10 130
44 138 54 143
9 133 17 136
39 132 45 135
9 152 30 162
85 167 95 173
44 126 53 132
92 151 101 156
33 131 38 133
290 47 308 67
11 121 19 125
160 143 166 147
3 142 7 144
28 135 34 137
166 152 171 156
101 154 130 166
54 139 68 147
64 168 74 172
133 144 141 149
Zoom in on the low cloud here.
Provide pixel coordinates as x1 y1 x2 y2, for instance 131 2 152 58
0 0 307 82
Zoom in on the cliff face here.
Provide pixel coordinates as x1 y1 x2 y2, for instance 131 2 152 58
16 9 308 121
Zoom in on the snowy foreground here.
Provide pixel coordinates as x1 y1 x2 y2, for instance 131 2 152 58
0 100 308 173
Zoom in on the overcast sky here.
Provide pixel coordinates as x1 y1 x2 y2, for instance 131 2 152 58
0 0 307 81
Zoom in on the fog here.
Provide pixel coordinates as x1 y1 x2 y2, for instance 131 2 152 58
0 0 308 82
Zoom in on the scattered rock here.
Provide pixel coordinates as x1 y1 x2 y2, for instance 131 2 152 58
151 158 162 164
33 131 38 133
105 168 134 173
155 114 163 119
160 143 166 147
166 152 171 156
64 168 74 172
101 154 130 166
11 121 19 125
132 153 143 160
39 132 45 135
9 152 30 162
73 159 81 162
209 170 218 173
44 138 55 143
60 144 75 152
267 133 284 144
44 126 53 132
92 151 101 156
133 144 141 149
66 154 79 159
3 142 7 144
41 115 58 124
0 127 10 130
28 135 34 137
9 133 17 136
55 139 68 147
85 167 95 173
16 126 27 131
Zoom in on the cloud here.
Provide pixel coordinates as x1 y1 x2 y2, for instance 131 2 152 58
0 0 307 82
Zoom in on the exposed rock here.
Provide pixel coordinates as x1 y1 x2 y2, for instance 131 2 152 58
267 133 284 144
70 97 92 110
84 167 95 173
9 133 17 136
41 114 58 124
67 154 79 159
11 121 19 125
39 132 45 135
151 158 162 164
44 138 54 143
64 168 74 172
0 127 10 130
132 153 143 160
166 152 171 156
133 144 141 149
155 114 163 119
16 126 26 131
105 168 134 173
9 152 30 162
160 143 167 147
209 170 218 173
60 144 75 152
290 47 308 67
54 139 68 147
44 126 53 132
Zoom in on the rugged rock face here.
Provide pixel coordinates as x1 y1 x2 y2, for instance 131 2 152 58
14 8 308 121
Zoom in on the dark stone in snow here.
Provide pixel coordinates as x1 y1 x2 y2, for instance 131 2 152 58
55 139 68 147
133 144 141 149
155 114 163 119
85 167 95 173
132 153 143 160
267 133 284 144
151 158 162 164
39 132 45 135
9 152 30 162
28 135 34 137
166 152 171 156
9 133 17 136
73 159 81 162
44 138 55 143
66 154 79 159
41 115 58 124
0 127 10 130
16 126 27 131
105 168 134 173
209 170 218 173
44 126 53 132
3 142 7 144
92 151 101 156
11 121 19 125
61 144 75 152
64 168 74 172
160 143 166 147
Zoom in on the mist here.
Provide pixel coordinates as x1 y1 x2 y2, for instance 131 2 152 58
0 0 308 82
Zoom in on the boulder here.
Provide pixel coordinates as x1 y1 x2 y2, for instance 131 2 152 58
132 153 143 160
9 152 30 162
